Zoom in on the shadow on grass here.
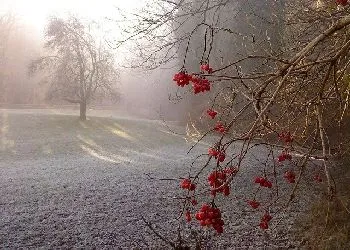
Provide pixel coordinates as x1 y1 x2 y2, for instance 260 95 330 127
0 112 188 164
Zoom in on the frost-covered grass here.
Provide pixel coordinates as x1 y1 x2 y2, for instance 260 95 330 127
0 109 318 248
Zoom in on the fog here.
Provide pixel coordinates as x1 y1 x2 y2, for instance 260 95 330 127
0 15 43 104
0 0 282 122
0 1 192 121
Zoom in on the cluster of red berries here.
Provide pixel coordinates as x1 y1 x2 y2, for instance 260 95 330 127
259 213 272 230
278 151 292 162
254 176 273 188
207 108 217 119
284 170 296 183
173 72 192 87
173 64 214 94
195 204 224 234
173 72 210 94
181 178 196 191
247 200 260 209
336 0 348 6
208 148 226 162
278 131 293 144
200 63 213 74
208 170 231 196
214 122 226 133
191 76 211 94
191 198 198 206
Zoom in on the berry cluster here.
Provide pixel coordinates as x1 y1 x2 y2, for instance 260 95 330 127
254 176 273 188
207 108 217 119
191 199 198 206
208 147 219 157
247 200 260 209
173 65 214 94
173 72 192 87
208 170 231 196
259 213 272 230
181 178 196 191
284 170 296 183
214 122 226 133
208 148 226 162
200 63 213 74
191 76 211 94
278 151 292 162
195 204 224 234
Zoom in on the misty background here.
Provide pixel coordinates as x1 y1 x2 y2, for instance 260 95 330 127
0 0 281 122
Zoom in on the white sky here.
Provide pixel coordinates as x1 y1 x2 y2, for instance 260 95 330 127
0 0 142 32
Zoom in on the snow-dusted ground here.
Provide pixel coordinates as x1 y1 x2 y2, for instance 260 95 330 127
0 109 320 249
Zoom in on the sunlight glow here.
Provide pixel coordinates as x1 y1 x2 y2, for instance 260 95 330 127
0 0 141 31
104 125 135 141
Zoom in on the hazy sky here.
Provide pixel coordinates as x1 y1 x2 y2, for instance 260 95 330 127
0 0 142 32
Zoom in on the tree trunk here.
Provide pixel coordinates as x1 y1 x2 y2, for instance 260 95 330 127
80 101 87 121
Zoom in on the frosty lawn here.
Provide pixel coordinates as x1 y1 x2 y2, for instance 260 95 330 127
0 109 316 248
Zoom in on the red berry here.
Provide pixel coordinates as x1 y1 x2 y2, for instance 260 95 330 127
206 108 217 119
181 179 191 189
185 211 191 222
254 177 264 184
215 226 223 234
248 200 260 209
255 177 272 188
180 178 196 191
223 185 230 196
259 220 268 230
195 212 205 220
200 64 210 72
173 72 192 87
262 213 272 222
278 154 286 162
262 179 272 188
208 148 219 157
284 170 296 183
217 152 226 162
195 204 224 233
278 152 292 162
200 204 210 212
214 122 226 133
200 64 213 74
191 76 211 94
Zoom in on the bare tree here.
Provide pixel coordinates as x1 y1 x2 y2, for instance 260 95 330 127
30 16 119 120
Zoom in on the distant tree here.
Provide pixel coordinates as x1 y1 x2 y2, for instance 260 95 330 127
30 16 119 120
0 13 16 103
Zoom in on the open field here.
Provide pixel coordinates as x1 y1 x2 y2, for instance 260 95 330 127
0 109 320 248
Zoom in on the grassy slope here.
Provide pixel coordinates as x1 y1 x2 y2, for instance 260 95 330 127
0 109 325 248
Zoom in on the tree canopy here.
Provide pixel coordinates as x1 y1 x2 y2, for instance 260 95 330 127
30 16 119 120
